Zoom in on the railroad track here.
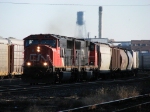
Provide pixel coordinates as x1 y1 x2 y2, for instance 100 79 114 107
0 71 149 87
0 78 24 86
0 75 150 95
0 75 150 111
1 94 150 112
0 71 149 86
0 81 98 94
0 99 57 112
59 93 150 112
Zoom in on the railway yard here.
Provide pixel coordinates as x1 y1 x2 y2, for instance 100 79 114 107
1 1 150 112
0 33 149 112
0 71 150 112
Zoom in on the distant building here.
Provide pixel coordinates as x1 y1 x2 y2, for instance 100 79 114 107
131 40 150 53
85 38 150 53
108 40 131 50
115 41 131 50
86 38 108 43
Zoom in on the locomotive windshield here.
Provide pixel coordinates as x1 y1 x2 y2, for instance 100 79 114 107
41 40 56 48
25 39 39 46
25 39 56 47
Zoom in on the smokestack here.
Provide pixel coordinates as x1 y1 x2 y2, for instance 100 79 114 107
99 6 102 38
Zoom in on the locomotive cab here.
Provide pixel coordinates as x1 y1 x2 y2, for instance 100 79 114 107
24 35 62 66
22 34 63 83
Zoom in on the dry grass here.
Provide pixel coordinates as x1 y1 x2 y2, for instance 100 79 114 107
26 105 46 112
82 86 139 105
24 86 139 111
117 86 139 99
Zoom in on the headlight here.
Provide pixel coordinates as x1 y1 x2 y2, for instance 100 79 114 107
37 46 40 49
37 49 40 52
43 62 48 66
27 62 31 66
37 46 40 52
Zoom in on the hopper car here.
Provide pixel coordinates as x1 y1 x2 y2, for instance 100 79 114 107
22 34 139 83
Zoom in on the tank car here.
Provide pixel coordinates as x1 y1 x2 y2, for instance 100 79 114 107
0 37 24 79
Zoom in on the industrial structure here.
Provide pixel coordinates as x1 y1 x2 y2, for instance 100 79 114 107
85 6 106 43
75 11 87 38
99 6 102 38
131 40 150 53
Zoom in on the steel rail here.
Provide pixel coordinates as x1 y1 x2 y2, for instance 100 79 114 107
0 76 150 94
115 101 150 112
59 94 150 112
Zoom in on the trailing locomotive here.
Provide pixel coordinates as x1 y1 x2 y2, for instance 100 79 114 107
0 37 24 79
22 34 139 83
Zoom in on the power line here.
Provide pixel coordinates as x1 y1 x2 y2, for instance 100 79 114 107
0 2 150 6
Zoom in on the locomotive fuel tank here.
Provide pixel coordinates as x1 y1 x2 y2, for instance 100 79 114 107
59 72 72 81
84 71 93 80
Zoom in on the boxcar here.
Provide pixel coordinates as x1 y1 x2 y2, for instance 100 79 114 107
0 37 24 79
139 53 150 71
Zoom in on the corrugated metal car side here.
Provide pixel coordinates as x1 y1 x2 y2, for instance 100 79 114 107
139 53 150 70
10 44 24 76
0 44 9 76
142 55 150 70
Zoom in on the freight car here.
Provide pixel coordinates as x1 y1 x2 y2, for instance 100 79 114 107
0 37 24 79
22 34 139 83
139 53 150 71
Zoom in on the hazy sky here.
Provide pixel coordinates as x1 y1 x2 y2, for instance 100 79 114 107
0 0 150 41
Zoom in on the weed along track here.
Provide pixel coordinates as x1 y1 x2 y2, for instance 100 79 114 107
0 3 150 112
0 73 150 95
60 94 150 112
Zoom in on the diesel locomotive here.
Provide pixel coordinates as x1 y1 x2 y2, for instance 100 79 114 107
22 34 139 83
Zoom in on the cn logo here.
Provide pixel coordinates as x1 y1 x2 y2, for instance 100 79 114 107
30 54 47 61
